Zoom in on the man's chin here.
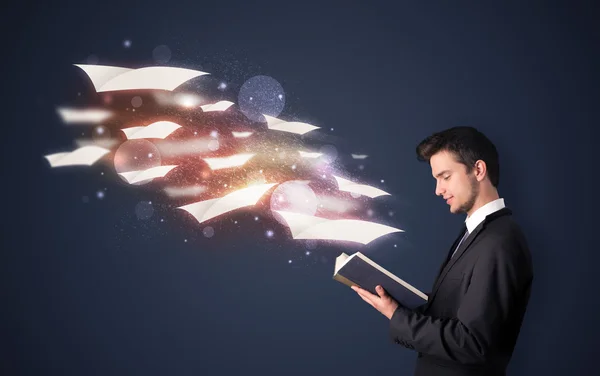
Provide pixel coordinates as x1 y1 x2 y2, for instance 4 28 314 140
449 205 462 214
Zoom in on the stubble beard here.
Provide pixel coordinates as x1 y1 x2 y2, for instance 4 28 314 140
456 176 479 215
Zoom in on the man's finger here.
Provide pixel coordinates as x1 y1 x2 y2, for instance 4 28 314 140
354 286 378 299
376 285 388 299
355 289 377 304
358 293 375 307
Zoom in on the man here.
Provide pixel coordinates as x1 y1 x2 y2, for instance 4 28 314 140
352 126 533 376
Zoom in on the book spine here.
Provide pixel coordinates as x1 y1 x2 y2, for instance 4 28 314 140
333 273 359 289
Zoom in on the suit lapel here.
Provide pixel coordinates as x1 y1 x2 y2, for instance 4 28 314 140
433 226 467 282
428 207 513 303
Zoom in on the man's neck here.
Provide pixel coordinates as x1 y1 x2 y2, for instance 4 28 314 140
466 191 500 218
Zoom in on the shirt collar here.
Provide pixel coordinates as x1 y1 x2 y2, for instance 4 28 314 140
465 198 506 233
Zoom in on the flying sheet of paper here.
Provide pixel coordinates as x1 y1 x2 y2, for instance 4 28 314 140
333 175 390 198
263 114 320 135
57 108 113 124
118 165 178 184
317 195 359 213
178 183 277 224
274 211 403 245
164 185 207 198
201 100 234 112
202 153 255 170
232 131 253 138
74 64 209 92
121 121 182 139
154 138 215 157
351 154 369 159
44 145 110 167
298 150 323 158
75 138 120 149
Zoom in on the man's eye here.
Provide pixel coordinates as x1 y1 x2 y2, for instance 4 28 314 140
443 176 450 180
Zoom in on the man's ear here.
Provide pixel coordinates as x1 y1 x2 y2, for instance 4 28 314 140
474 160 487 182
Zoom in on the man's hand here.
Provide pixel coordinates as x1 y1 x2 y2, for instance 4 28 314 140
351 285 399 320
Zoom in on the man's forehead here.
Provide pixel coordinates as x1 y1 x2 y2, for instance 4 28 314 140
430 152 459 176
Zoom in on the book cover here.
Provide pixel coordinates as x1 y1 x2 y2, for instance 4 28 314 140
333 252 428 310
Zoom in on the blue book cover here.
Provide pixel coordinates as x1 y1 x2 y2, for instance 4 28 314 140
333 252 428 310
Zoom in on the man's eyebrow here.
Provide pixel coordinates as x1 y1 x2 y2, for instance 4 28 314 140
434 170 451 178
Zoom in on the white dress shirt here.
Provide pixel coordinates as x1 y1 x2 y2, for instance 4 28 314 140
464 198 506 233
451 198 506 259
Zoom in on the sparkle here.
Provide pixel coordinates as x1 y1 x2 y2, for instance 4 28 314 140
96 191 104 199
389 211 394 216
123 39 131 48
254 216 259 221
178 94 199 108
291 164 296 170
322 175 326 178
381 179 385 183
218 82 227 90
367 209 374 216
306 251 311 255
278 94 283 100
359 165 365 170
259 170 263 173
330 127 334 131
249 96 253 101
194 131 198 135
265 230 274 238
161 218 164 222
210 130 218 138
224 184 228 187
101 172 104 175
288 260 292 264
184 239 188 243
394 244 397 248
234 220 238 224
148 153 153 158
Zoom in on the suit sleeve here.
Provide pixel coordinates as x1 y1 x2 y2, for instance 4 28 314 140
389 238 526 364
413 296 429 314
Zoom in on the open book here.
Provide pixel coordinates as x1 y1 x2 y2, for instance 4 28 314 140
333 252 428 309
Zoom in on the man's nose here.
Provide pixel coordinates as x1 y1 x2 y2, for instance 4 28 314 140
435 181 444 196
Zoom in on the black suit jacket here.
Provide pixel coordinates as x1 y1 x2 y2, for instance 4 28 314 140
389 207 533 376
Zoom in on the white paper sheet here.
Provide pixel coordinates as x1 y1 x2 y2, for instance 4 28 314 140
74 64 209 92
274 210 403 245
178 183 277 223
121 121 182 139
44 145 110 167
263 114 320 135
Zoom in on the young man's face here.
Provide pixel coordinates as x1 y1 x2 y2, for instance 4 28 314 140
430 150 479 215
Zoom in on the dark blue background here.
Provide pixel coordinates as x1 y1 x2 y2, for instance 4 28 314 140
3 1 598 375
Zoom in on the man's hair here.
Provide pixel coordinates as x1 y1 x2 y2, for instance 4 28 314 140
416 126 500 187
